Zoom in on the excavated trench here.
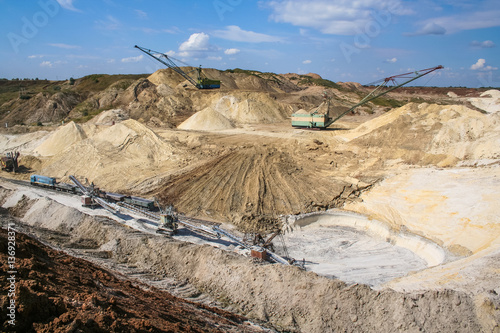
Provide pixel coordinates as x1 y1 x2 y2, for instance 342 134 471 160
0 184 490 332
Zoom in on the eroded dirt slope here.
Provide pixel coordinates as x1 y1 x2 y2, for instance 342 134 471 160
0 225 266 332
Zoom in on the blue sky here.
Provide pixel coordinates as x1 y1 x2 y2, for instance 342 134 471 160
1 0 499 87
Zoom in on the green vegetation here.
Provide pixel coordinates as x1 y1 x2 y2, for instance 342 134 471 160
297 75 342 90
73 105 114 123
370 97 405 108
224 68 262 75
225 68 283 85
74 74 148 93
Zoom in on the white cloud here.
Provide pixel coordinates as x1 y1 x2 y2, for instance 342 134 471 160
208 56 222 61
179 32 211 51
28 55 44 59
213 25 283 42
121 55 143 63
386 57 397 63
224 48 240 55
173 32 218 58
40 61 53 68
49 43 81 49
303 59 312 64
410 22 446 36
56 0 80 12
411 7 500 35
470 58 498 71
267 0 411 35
471 40 495 48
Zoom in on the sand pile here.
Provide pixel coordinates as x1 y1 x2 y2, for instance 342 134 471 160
34 121 97 157
178 92 288 131
178 107 235 131
38 119 179 191
338 102 500 164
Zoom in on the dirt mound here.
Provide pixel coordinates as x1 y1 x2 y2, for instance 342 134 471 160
0 227 262 332
155 146 353 225
39 119 180 191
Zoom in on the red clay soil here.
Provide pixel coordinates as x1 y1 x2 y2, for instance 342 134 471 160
0 227 264 333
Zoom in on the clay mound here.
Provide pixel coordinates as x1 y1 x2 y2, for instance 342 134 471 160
343 103 500 163
34 121 97 156
39 119 178 191
178 92 288 130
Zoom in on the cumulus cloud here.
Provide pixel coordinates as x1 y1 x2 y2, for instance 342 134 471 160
470 58 498 71
471 40 495 48
224 48 240 55
266 0 411 35
213 25 283 42
121 55 143 63
302 59 312 64
168 32 219 59
40 61 53 68
385 57 397 63
180 33 211 52
56 0 80 12
410 22 446 36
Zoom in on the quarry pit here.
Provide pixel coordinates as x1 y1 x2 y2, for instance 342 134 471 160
1 71 499 332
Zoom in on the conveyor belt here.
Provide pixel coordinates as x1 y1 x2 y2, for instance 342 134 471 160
69 175 89 195
117 201 161 221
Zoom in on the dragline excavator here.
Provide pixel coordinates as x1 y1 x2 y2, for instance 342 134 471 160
135 45 221 89
291 65 443 129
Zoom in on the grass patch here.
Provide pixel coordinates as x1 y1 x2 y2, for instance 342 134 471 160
297 75 342 89
369 97 405 108
74 74 148 93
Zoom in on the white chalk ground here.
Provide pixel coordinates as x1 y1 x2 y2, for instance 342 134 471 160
280 224 427 287
1 179 439 288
